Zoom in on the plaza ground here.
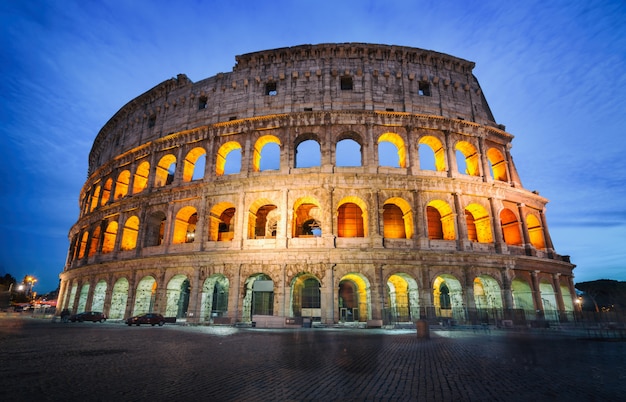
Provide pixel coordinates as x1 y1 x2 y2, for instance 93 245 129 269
0 315 624 401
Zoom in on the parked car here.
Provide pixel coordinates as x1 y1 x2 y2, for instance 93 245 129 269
69 311 107 323
126 313 165 326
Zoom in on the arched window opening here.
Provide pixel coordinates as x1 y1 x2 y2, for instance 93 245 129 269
294 201 322 237
89 185 101 212
418 136 446 171
378 132 406 168
102 221 118 254
216 141 242 176
173 207 198 244
244 274 274 318
511 278 534 313
253 135 281 172
182 147 207 182
155 155 176 187
88 226 101 257
211 277 229 317
455 141 480 176
144 212 166 247
248 204 278 239
295 139 321 168
527 214 546 249
338 202 364 238
439 283 451 309
386 274 419 323
132 161 150 194
120 216 140 251
78 231 89 259
165 275 190 319
336 138 362 167
292 276 322 318
115 170 130 200
383 204 406 239
209 203 236 242
133 276 157 315
465 204 493 243
500 208 522 246
487 148 508 182
109 278 129 319
433 275 463 320
339 280 358 321
426 200 455 240
100 178 112 206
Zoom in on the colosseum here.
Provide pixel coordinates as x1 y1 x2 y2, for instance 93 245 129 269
59 43 576 328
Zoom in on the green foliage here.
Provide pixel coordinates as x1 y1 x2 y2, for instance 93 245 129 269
575 279 626 312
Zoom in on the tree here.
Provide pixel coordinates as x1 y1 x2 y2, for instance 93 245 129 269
575 279 626 312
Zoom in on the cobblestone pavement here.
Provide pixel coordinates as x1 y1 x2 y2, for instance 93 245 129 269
0 316 624 401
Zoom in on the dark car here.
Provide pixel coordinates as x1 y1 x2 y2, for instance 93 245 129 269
126 313 165 326
69 311 107 323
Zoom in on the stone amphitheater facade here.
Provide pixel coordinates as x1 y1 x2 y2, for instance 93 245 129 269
59 43 576 327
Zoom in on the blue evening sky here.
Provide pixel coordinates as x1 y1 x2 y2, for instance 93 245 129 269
1 1 625 294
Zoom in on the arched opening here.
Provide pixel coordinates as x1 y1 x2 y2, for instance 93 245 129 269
133 161 150 194
248 201 278 239
336 138 362 167
109 277 129 319
155 154 176 187
487 148 508 182
243 273 274 321
100 178 112 206
88 226 101 257
77 283 89 313
293 197 322 237
426 200 455 240
77 231 88 259
89 185 101 212
290 274 321 319
115 170 130 199
473 275 503 323
511 278 534 319
386 273 419 323
433 275 463 321
165 275 190 319
182 147 207 182
216 141 242 176
133 276 157 316
540 280 558 321
295 139 321 168
253 135 281 172
419 135 446 171
200 274 229 322
91 280 107 312
500 208 522 246
120 216 139 250
382 198 413 239
144 211 166 247
526 214 546 249
455 141 480 176
465 203 493 243
337 197 367 238
378 132 406 168
172 206 198 244
560 284 574 320
101 221 118 254
209 203 236 241
338 273 370 322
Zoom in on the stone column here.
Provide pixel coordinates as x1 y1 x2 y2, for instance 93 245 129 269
540 208 555 255
531 270 544 319
517 203 532 255
186 268 201 324
552 273 565 313
453 193 469 251
489 197 506 253
322 263 336 325
501 268 515 311
444 130 458 178
478 136 491 183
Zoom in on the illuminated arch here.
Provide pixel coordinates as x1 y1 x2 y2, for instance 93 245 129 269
511 278 534 312
200 274 230 322
418 135 446 171
120 215 139 250
216 141 242 176
133 161 150 194
144 211 166 247
132 276 157 315
248 198 278 239
465 203 493 243
289 273 322 318
78 231 89 259
337 196 368 238
243 273 274 321
382 197 413 239
433 274 463 319
109 277 129 319
209 202 236 241
165 274 190 318
500 208 522 246
295 136 321 168
115 170 130 199
387 273 419 322
487 148 508 182
91 280 107 312
172 206 198 244
426 200 455 240
526 214 546 249
293 196 322 237
378 132 406 168
252 135 281 172
473 275 503 310
182 147 207 182
539 280 558 320
455 141 480 176
101 221 118 254
100 178 112 206
155 154 176 187
89 184 101 212
88 226 101 257
338 273 371 322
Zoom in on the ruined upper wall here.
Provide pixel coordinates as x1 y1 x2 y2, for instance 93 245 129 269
89 43 498 173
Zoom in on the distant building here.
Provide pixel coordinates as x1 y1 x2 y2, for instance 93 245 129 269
59 43 576 326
